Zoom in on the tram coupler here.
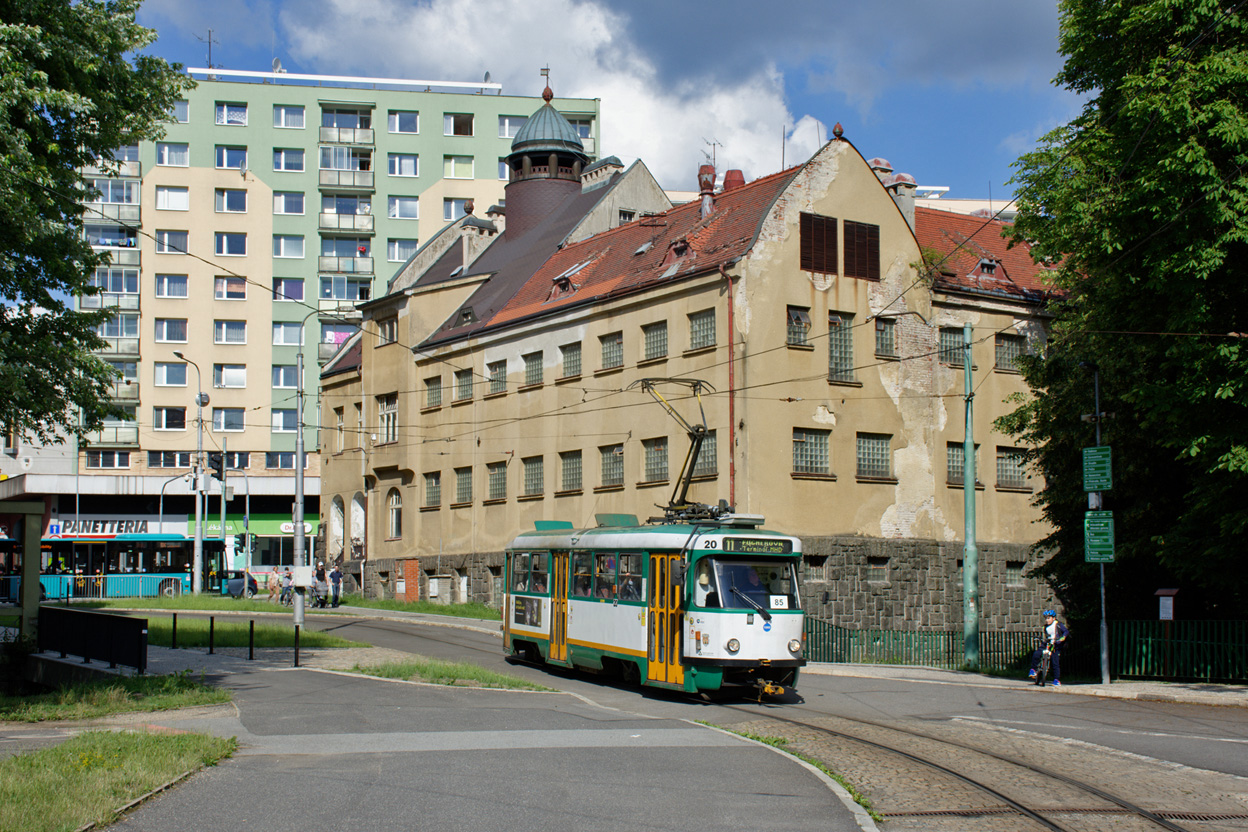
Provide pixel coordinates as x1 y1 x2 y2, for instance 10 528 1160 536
754 679 786 700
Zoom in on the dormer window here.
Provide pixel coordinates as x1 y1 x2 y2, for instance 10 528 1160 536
661 238 691 267
458 308 476 325
978 258 998 276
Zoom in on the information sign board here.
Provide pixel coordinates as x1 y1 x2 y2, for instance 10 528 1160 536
1083 446 1112 492
1084 510 1115 563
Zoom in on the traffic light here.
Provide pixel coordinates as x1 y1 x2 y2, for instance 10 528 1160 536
208 452 225 481
233 533 246 553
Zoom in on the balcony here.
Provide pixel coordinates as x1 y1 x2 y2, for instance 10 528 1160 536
318 256 373 274
94 337 140 358
86 203 141 223
100 249 140 266
109 380 139 402
79 292 140 311
319 126 374 145
318 213 374 233
318 298 365 319
319 170 374 190
84 424 139 446
318 341 346 362
83 160 141 178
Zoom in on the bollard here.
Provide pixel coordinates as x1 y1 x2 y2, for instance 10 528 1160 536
294 625 300 668
209 616 215 655
249 620 254 661
172 613 178 650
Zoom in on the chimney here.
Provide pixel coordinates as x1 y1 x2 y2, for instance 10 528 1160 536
698 164 716 219
883 172 917 231
868 157 893 183
722 170 745 192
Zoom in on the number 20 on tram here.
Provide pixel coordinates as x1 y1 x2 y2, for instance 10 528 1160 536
503 514 805 696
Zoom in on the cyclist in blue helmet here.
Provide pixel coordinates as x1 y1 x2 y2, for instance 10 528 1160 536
1029 609 1069 685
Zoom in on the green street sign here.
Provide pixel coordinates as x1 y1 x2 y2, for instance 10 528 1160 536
1085 510 1114 563
1083 446 1112 492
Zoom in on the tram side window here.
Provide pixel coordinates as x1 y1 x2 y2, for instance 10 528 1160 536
530 553 548 593
571 552 592 597
618 553 642 601
512 553 530 592
594 552 617 599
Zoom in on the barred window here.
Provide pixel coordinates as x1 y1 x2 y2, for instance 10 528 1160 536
455 369 473 401
523 351 543 386
560 342 582 378
939 327 966 366
560 450 583 491
487 461 507 500
996 447 1029 489
522 455 544 496
600 444 624 487
488 360 507 394
692 430 717 477
454 466 472 504
946 443 980 486
643 437 668 482
1006 561 1026 586
867 556 888 582
424 376 442 408
642 321 667 361
600 331 623 369
424 471 441 507
688 309 715 350
995 333 1026 372
793 428 830 475
377 393 398 443
828 312 855 382
787 306 811 346
875 317 897 357
856 433 892 479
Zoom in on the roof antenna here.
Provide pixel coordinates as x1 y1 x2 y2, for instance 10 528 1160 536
195 28 220 71
702 138 721 168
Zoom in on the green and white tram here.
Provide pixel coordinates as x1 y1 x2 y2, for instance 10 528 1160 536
504 512 805 696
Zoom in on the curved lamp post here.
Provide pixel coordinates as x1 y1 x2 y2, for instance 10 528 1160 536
173 351 207 593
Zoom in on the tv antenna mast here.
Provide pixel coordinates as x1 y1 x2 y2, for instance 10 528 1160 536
196 28 220 70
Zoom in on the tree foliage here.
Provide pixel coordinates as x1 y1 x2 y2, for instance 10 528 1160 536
0 0 192 442
1002 0 1248 618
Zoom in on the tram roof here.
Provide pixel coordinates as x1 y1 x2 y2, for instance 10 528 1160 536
509 520 801 552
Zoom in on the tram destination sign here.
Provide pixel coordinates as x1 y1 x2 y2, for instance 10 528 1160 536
721 537 792 554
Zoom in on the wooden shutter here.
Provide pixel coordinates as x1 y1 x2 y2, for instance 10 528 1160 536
800 212 838 273
844 220 880 280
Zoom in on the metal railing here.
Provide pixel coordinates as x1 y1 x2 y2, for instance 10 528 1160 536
37 605 148 673
318 169 374 190
318 212 374 232
1111 620 1248 682
318 255 373 274
319 126 374 145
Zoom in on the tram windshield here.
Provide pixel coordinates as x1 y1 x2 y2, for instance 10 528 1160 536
692 558 800 611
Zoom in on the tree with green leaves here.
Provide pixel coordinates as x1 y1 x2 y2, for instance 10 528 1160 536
0 0 191 443
1001 0 1248 619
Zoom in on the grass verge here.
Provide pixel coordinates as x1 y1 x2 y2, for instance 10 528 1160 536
80 595 502 621
0 729 235 832
335 594 502 620
351 656 553 691
0 671 232 723
145 618 364 649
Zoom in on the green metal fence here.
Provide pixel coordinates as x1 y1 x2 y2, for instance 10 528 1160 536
1110 620 1248 682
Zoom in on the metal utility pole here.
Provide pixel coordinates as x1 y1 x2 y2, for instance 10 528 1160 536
220 437 228 547
175 351 206 594
962 323 979 668
1092 368 1110 685
292 311 316 626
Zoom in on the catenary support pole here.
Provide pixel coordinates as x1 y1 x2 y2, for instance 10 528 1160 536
962 322 979 669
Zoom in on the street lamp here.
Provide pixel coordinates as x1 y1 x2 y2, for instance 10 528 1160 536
292 309 319 626
173 351 207 594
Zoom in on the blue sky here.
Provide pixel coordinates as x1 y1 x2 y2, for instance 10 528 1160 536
138 0 1079 196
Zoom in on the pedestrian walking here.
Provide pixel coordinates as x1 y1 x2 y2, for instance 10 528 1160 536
330 563 343 607
314 561 329 609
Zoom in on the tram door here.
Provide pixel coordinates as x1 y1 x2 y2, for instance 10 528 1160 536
550 551 569 663
647 553 684 686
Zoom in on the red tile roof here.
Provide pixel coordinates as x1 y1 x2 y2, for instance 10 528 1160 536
914 206 1055 302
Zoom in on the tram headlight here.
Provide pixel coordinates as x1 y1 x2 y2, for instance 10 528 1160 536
788 639 803 655
726 638 740 654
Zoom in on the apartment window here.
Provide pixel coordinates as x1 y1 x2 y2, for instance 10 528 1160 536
522 456 544 496
424 376 442 408
107 361 137 384
152 406 186 431
387 489 403 539
215 232 246 256
212 188 246 213
875 317 897 357
523 351 543 386
568 117 593 138
996 333 1026 372
272 409 298 433
155 142 188 166
89 178 138 204
643 437 668 482
155 230 187 254
693 430 717 477
688 309 715 350
600 332 623 369
787 306 811 346
155 186 189 211
488 360 507 394
169 100 189 123
600 444 624 487
273 235 305 258
560 450 582 492
214 320 246 344
828 312 855 382
273 148 305 172
454 466 473 504
480 461 504 501
498 158 509 180
997 447 1029 489
154 273 187 298
857 433 892 479
378 318 397 345
213 364 246 388
154 318 187 343
87 450 129 469
153 362 186 386
793 428 831 475
642 321 667 361
272 322 303 345
215 145 247 170
266 452 308 470
454 369 473 401
320 275 371 301
98 312 138 338
388 153 419 177
149 451 192 468
939 327 966 366
272 278 303 302
273 192 305 215
868 556 889 583
322 108 370 129
388 196 419 219
86 222 136 248
498 115 527 138
273 105 305 129
444 198 468 221
322 323 357 347
109 144 139 162
321 236 370 258
443 155 473 178
272 365 298 388
444 113 473 136
215 102 247 126
213 408 245 432
388 238 419 262
214 276 246 300
388 110 418 133
420 472 440 507
844 220 881 280
560 342 581 378
320 145 371 170
377 393 398 443
800 211 837 273
89 267 138 294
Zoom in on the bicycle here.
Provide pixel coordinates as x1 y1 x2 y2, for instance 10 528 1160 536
1033 641 1053 686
